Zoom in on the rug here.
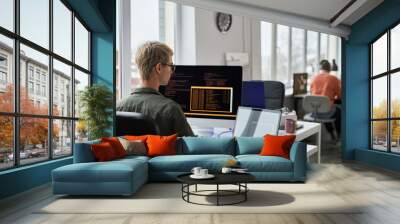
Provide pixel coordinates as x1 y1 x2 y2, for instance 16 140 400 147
38 183 362 214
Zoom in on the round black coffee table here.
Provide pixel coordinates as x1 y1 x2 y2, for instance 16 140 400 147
177 173 255 206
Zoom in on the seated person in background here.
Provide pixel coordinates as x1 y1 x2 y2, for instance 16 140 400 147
310 60 341 138
117 41 194 137
311 60 341 104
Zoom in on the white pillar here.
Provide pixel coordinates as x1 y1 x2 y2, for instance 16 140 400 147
118 0 132 98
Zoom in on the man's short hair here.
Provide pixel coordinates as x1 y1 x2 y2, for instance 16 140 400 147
319 60 331 72
135 41 173 80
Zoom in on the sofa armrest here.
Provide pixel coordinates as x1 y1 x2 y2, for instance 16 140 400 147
289 141 307 181
73 140 100 163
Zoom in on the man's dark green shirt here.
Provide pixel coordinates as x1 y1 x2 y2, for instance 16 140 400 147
116 87 194 137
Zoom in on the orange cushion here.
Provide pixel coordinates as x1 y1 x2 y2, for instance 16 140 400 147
91 142 118 161
101 137 126 158
146 134 177 157
260 134 296 159
124 135 148 142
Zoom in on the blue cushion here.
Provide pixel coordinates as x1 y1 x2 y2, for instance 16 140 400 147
116 155 150 163
236 155 293 172
53 160 145 183
73 140 100 163
52 158 148 195
178 137 235 155
148 154 235 172
236 137 263 155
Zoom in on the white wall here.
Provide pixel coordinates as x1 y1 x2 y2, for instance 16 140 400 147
194 8 258 81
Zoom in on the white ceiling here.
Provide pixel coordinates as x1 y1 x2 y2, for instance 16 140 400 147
221 0 382 25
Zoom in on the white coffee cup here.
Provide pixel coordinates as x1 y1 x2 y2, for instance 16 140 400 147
200 169 208 176
191 167 202 176
221 167 232 174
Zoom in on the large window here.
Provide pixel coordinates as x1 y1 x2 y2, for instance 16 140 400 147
261 22 341 88
130 0 176 91
20 0 49 49
276 25 289 85
0 0 14 32
0 0 91 170
370 23 400 153
116 0 195 99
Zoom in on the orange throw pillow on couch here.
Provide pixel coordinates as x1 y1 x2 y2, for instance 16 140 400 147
124 135 148 142
260 134 296 159
101 137 127 158
146 134 177 157
91 142 118 161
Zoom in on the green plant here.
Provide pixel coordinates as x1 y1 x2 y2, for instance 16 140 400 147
79 84 113 140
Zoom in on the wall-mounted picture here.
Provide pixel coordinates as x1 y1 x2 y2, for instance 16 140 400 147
293 73 308 95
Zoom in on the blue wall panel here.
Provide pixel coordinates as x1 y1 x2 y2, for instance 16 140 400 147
91 32 115 136
92 33 114 87
345 0 400 171
66 0 110 32
343 45 369 159
0 158 72 199
91 0 116 135
355 149 400 172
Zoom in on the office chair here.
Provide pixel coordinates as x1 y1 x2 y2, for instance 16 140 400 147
116 111 160 136
241 80 285 110
264 81 285 110
302 95 338 140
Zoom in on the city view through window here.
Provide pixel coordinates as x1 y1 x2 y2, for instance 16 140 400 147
0 0 90 170
371 23 400 153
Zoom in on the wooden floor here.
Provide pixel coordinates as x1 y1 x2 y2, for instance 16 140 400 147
1 142 400 224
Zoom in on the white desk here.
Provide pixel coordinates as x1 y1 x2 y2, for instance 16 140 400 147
279 121 321 163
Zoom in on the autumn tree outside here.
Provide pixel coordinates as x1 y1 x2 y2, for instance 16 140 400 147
0 84 60 159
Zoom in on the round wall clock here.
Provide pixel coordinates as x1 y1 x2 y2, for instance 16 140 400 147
216 12 232 34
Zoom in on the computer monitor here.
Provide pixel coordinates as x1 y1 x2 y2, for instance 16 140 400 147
159 65 242 119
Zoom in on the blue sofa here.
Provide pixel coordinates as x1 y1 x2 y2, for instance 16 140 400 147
52 137 306 196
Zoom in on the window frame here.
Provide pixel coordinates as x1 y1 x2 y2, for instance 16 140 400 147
369 20 400 154
0 0 92 171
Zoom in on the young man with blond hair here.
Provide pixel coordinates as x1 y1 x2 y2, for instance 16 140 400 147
117 41 194 137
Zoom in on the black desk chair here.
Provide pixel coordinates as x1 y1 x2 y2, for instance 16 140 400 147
116 111 160 136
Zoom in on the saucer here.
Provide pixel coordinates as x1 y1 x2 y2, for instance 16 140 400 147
190 174 215 179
